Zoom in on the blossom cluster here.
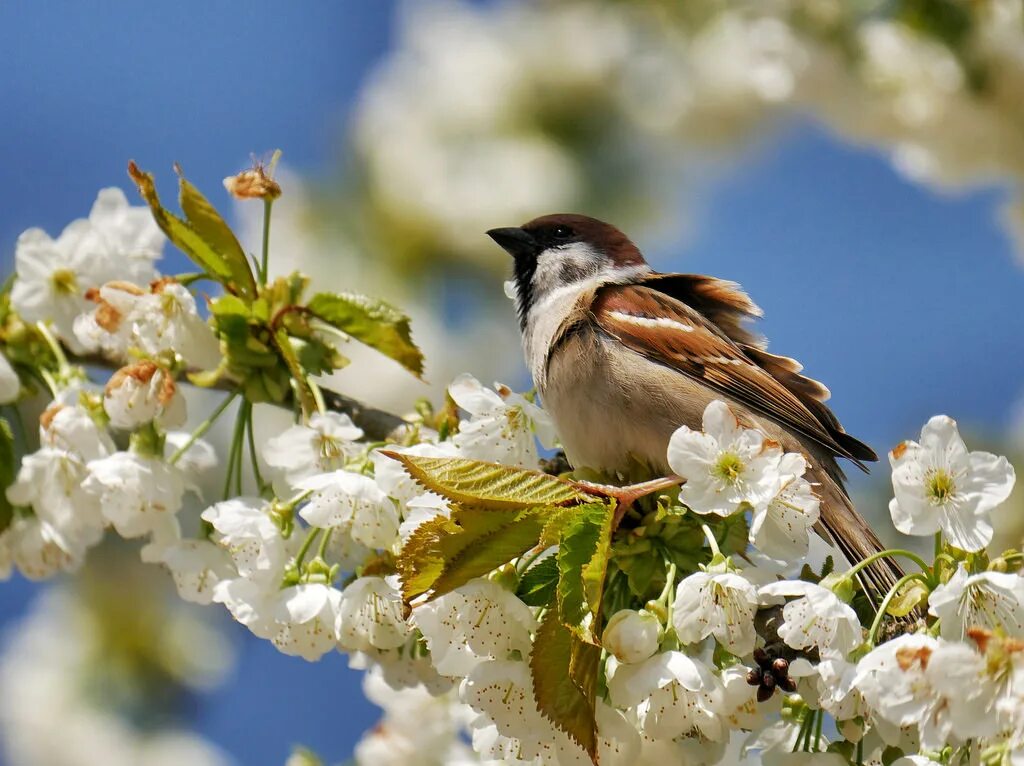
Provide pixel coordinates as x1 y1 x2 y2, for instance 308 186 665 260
3 183 1024 766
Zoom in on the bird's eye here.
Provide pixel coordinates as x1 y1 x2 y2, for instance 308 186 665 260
552 225 573 240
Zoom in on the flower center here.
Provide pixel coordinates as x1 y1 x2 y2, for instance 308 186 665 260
926 469 956 506
50 268 78 295
713 451 745 485
318 434 343 464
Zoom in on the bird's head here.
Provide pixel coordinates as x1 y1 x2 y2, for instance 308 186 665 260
486 214 649 329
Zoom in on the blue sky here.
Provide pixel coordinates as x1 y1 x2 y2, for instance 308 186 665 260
1 2 1022 764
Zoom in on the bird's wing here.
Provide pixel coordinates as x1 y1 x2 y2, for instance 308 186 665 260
591 283 876 466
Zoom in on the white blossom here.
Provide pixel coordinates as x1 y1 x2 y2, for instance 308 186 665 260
11 189 161 349
606 651 725 741
271 583 343 661
82 451 186 539
673 569 759 655
602 609 661 664
337 576 412 652
297 470 399 550
667 400 784 516
749 452 820 561
889 415 1015 552
103 361 186 430
928 564 1024 640
853 634 997 750
201 497 290 581
4 516 77 579
263 411 364 487
760 580 862 657
720 665 778 732
142 537 235 605
415 579 535 677
449 374 555 467
39 404 114 461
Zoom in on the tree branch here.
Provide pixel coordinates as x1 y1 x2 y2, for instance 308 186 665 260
69 352 409 442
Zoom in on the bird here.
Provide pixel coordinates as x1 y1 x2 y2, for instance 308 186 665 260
486 213 902 599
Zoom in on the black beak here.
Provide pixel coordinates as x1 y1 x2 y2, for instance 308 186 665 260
486 227 537 259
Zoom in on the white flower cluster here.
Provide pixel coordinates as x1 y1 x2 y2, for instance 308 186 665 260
355 0 1024 265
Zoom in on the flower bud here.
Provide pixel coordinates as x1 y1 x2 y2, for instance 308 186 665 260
223 166 282 200
601 609 660 664
104 360 186 430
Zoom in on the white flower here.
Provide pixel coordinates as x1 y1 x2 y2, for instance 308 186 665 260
297 470 399 550
667 400 784 516
750 452 821 561
271 583 343 661
75 280 220 369
372 442 457 507
720 665 777 731
201 497 290 581
449 373 555 467
673 569 759 655
39 404 115 461
602 609 661 664
337 576 412 652
462 659 588 764
163 431 218 474
263 411 364 487
889 415 1015 552
103 361 186 430
6 447 105 563
853 634 997 751
5 516 77 579
11 189 161 348
415 579 535 677
81 451 186 539
928 564 1024 640
0 351 19 403
607 651 725 741
142 537 235 605
760 580 862 656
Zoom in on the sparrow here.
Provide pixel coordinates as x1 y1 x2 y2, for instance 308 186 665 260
487 213 902 598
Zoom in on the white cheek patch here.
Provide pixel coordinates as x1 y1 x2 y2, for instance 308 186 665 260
608 311 694 333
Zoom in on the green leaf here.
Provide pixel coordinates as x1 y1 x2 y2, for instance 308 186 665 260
380 453 591 511
307 292 424 377
128 162 255 299
431 510 545 599
531 607 600 761
556 502 615 641
177 172 256 299
517 555 558 607
717 511 750 556
0 419 13 534
398 506 544 605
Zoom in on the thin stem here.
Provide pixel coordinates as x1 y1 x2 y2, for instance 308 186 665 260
844 548 932 579
169 390 239 465
222 406 248 500
814 707 823 751
315 527 333 560
701 524 723 559
260 198 274 282
35 321 69 373
516 547 547 575
309 379 327 416
245 402 266 492
868 571 932 646
293 526 321 570
856 737 863 766
934 532 943 561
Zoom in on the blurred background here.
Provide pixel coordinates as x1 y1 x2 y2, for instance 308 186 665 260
2 1 1023 763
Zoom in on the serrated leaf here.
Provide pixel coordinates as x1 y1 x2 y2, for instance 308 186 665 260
531 607 600 761
517 555 558 607
128 163 254 298
177 172 256 299
381 453 590 511
307 291 424 377
431 509 545 598
556 502 614 641
0 419 14 534
398 506 543 605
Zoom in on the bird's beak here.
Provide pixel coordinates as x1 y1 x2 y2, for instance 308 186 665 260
486 227 537 259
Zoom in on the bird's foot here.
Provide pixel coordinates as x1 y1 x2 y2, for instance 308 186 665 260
572 475 685 528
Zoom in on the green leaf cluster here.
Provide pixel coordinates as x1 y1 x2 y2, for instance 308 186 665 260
389 453 618 763
128 165 424 409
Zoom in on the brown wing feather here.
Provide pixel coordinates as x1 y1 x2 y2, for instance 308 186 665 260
592 284 873 468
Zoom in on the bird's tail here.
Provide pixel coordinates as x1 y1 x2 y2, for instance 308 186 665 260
813 470 904 604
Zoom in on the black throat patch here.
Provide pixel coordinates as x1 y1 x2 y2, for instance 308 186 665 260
512 254 538 332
